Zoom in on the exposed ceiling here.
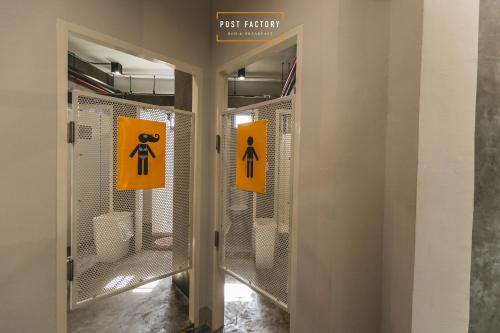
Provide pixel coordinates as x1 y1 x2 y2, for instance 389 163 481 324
69 35 175 79
69 35 295 83
229 45 296 82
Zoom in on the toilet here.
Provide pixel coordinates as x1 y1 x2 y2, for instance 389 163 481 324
93 212 133 263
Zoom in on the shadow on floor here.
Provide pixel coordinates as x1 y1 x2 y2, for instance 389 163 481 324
68 276 190 333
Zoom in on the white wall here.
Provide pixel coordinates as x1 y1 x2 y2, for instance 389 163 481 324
0 1 211 332
212 0 390 331
212 1 478 332
0 1 479 332
382 0 423 331
384 0 479 332
411 0 478 332
333 0 389 331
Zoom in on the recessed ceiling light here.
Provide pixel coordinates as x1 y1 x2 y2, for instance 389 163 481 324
237 68 246 80
111 62 123 75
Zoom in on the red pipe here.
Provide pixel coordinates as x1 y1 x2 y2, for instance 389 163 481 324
68 74 110 95
281 58 297 97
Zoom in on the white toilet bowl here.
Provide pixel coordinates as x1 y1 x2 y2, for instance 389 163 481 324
93 212 133 263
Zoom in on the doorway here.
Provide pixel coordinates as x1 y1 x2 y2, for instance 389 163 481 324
219 97 294 332
213 27 302 332
57 22 203 333
67 89 194 313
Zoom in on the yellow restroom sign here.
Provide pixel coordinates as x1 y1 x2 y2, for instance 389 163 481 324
116 116 166 190
236 120 267 193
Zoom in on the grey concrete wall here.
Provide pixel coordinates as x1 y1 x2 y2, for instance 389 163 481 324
0 1 212 332
470 1 500 332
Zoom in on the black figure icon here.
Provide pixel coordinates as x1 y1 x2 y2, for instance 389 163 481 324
129 133 159 175
242 136 259 178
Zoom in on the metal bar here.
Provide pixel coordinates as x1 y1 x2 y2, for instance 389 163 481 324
188 112 196 269
70 91 78 309
221 95 293 115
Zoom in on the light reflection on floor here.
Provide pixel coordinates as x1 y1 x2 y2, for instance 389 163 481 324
132 279 160 293
223 275 289 333
224 280 254 303
104 275 135 290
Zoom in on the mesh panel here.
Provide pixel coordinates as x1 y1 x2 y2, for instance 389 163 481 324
70 91 193 308
220 97 294 309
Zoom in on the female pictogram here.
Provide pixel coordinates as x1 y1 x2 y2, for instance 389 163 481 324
242 136 259 178
129 133 159 175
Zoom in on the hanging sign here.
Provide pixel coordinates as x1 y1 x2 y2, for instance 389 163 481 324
116 116 166 190
236 120 267 193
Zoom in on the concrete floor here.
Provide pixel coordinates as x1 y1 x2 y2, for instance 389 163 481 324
68 276 190 333
68 275 288 333
221 275 289 333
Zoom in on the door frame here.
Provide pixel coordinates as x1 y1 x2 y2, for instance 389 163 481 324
211 25 303 332
56 19 204 333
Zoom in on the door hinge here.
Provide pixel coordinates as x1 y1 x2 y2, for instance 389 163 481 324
67 258 74 282
216 134 221 153
68 121 75 143
214 231 220 248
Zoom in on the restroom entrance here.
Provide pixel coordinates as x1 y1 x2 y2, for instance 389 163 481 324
218 97 295 310
57 21 204 333
212 27 302 331
68 90 195 316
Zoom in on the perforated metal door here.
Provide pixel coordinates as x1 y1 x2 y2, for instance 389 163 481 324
219 96 295 310
69 90 194 309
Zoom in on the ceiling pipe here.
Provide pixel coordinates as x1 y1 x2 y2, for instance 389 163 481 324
281 62 285 90
281 58 297 97
68 74 111 95
284 73 296 96
68 67 121 94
